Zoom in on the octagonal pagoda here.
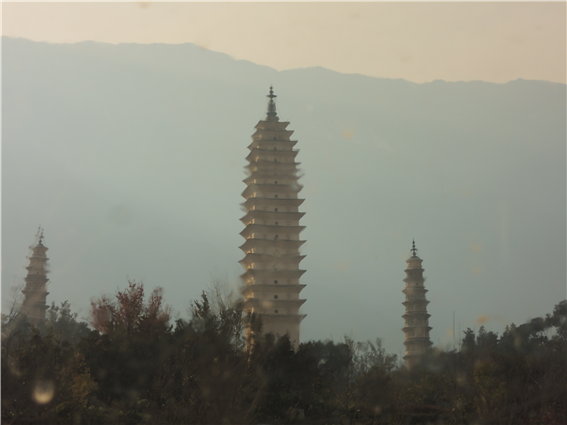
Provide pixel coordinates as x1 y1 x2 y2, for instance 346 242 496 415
402 240 433 369
240 87 306 347
21 229 50 326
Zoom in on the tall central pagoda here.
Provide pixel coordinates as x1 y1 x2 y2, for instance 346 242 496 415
240 87 306 347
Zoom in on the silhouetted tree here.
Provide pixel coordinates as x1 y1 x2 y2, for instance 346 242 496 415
83 280 171 412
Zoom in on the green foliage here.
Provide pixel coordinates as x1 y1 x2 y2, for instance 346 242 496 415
41 300 91 344
2 287 565 425
90 279 171 337
153 291 252 424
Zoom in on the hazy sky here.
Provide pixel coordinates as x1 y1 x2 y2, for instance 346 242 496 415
3 2 566 84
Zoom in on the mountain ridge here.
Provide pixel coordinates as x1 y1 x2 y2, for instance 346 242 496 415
6 36 565 86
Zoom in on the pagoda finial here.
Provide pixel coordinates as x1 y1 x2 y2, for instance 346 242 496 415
411 239 418 257
268 86 276 100
266 86 279 122
35 225 44 246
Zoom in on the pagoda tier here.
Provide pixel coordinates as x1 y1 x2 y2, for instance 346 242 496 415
241 284 306 295
254 120 291 131
243 171 300 185
20 230 50 326
241 184 303 200
250 127 295 139
241 210 305 225
242 198 304 212
245 162 301 173
240 253 306 266
243 175 303 186
240 87 307 348
402 241 433 370
239 238 305 253
247 140 298 150
245 148 300 162
240 224 305 241
242 298 306 311
240 269 306 284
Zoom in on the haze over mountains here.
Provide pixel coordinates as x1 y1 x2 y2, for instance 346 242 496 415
3 37 565 355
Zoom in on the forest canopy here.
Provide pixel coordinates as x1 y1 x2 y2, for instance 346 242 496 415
2 281 566 425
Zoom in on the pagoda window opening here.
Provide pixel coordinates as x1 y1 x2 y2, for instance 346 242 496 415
275 222 279 225
274 295 278 299
274 280 278 284
274 235 279 240
275 310 278 313
274 208 278 211
275 181 278 184
275 194 278 198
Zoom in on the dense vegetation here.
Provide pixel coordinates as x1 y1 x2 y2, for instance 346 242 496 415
2 281 565 425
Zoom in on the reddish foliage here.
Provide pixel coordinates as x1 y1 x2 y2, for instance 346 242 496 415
90 280 171 335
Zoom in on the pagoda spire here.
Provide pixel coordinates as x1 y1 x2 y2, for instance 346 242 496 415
20 228 50 326
402 240 432 369
240 89 306 348
266 86 279 122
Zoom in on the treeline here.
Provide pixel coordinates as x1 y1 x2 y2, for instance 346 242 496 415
2 281 566 425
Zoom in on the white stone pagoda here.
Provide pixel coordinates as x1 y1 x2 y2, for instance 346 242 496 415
21 229 50 326
240 87 306 347
402 240 432 369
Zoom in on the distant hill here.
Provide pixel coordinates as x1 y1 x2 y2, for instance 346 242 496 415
3 37 565 354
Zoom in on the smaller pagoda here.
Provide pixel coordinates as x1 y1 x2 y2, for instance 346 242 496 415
402 240 432 369
20 229 50 326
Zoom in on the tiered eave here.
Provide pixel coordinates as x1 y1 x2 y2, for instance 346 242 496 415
240 87 307 348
